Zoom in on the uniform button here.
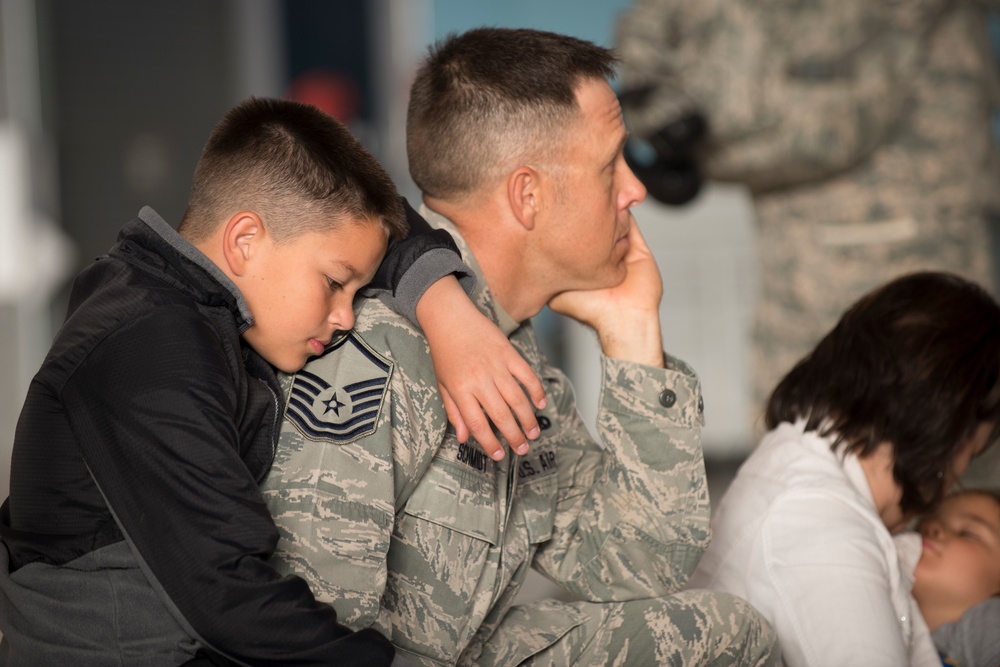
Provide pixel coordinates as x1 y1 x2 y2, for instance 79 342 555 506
697 396 704 413
659 389 677 408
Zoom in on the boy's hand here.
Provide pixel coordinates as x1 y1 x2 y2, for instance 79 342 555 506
416 276 547 460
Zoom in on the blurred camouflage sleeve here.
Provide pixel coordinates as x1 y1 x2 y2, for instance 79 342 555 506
615 0 952 192
531 352 711 600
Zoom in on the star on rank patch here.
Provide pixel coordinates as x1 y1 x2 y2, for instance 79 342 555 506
285 332 392 444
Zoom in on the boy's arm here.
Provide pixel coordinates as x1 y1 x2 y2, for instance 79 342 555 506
416 277 545 460
367 198 546 461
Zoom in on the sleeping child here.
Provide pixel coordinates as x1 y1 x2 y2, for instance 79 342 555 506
897 489 1000 667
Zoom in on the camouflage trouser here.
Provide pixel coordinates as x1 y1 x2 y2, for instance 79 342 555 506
472 590 780 667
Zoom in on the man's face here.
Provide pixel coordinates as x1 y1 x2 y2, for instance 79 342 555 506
540 78 646 292
240 218 387 373
913 492 1000 616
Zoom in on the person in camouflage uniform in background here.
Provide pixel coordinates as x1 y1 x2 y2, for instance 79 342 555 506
616 0 1000 473
262 27 779 667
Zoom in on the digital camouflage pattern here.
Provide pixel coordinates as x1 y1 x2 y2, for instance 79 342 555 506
262 207 779 666
476 592 777 667
617 0 1000 436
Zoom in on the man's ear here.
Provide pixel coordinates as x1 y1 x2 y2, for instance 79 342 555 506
507 166 541 231
222 212 264 276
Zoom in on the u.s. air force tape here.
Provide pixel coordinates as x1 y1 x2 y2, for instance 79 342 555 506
285 332 393 444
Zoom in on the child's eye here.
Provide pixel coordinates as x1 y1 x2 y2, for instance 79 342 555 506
327 277 343 291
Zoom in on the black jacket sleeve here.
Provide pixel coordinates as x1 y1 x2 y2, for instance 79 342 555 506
366 198 475 324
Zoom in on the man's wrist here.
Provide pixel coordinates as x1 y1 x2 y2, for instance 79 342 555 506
596 312 664 367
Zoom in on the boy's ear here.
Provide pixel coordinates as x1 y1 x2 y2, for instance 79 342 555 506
507 166 541 231
222 212 264 277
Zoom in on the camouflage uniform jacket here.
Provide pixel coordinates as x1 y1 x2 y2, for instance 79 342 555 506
263 207 710 666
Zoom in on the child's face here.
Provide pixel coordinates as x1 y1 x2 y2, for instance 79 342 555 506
913 492 1000 615
240 218 387 373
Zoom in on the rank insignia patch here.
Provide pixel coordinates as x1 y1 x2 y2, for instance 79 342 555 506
285 333 392 444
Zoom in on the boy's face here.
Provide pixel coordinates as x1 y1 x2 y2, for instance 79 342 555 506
240 218 387 373
913 492 1000 615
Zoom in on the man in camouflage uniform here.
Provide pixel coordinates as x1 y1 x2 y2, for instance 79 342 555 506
262 27 779 667
616 0 1000 452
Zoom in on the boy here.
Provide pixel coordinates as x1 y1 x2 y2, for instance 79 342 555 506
0 96 540 666
903 489 1000 667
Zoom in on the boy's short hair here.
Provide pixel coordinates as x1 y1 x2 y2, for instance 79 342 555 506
406 27 617 200
179 96 406 243
765 271 1000 515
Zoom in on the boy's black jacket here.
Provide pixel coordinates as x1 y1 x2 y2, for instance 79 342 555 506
0 206 456 666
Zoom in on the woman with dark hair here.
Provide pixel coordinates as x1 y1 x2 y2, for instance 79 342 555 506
687 271 1000 667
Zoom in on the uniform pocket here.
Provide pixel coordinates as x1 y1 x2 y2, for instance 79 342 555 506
517 472 559 545
385 458 499 664
399 457 499 545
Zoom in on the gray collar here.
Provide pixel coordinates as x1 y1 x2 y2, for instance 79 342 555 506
137 206 255 333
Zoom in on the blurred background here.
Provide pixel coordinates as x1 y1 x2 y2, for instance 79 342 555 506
0 0 761 508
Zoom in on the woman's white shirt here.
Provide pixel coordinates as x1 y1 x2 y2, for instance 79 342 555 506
687 420 937 667
894 531 943 667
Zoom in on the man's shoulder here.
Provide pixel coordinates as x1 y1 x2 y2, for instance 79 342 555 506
283 299 438 447
297 296 436 391
350 296 432 363
355 294 417 330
